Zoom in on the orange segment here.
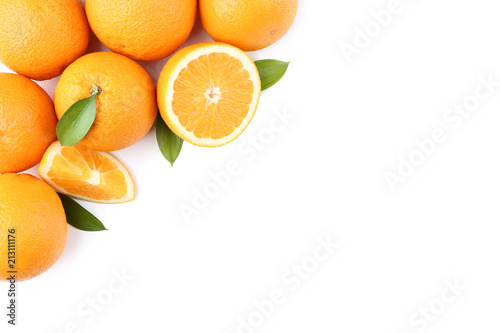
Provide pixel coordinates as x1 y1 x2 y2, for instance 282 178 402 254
38 141 135 204
157 42 261 147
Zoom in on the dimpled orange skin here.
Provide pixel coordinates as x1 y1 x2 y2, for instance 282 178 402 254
54 52 157 152
200 0 299 51
0 173 67 282
85 0 197 61
0 73 57 173
0 0 89 81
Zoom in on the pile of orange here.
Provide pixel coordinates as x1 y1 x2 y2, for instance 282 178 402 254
0 0 298 281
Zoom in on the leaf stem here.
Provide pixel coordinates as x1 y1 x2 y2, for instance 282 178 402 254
89 84 102 96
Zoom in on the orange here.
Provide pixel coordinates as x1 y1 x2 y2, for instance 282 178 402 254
0 0 89 81
85 0 197 61
200 0 299 51
39 141 135 204
0 73 57 173
0 173 67 282
157 42 261 147
54 52 157 152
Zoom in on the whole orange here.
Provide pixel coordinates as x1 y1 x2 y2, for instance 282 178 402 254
200 0 299 51
0 73 57 173
54 52 157 152
0 173 67 282
0 0 89 81
85 0 197 61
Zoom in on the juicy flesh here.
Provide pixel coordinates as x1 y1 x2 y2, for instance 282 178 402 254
172 52 255 139
47 145 128 201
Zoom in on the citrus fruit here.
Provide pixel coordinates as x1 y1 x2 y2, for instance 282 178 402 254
39 141 135 204
0 173 67 282
200 0 299 51
0 0 89 81
0 73 57 173
54 52 157 152
157 42 261 147
85 0 197 61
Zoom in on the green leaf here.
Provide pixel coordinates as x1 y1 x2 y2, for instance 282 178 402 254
57 193 108 232
156 114 183 166
255 59 290 91
56 86 100 146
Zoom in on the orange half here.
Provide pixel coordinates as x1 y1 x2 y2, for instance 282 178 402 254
157 42 261 147
38 141 135 204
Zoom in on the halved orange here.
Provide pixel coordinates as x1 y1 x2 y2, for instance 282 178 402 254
38 141 134 204
157 42 261 147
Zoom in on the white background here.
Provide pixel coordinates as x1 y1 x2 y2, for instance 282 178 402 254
3 0 500 332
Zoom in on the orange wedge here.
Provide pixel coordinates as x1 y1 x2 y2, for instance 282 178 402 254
38 141 135 204
157 42 261 147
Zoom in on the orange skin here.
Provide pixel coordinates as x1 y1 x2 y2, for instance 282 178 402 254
0 73 57 173
54 52 157 152
0 173 67 282
200 0 299 51
85 0 197 61
0 0 89 81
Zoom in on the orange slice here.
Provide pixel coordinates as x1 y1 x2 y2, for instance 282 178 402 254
38 141 134 204
157 42 261 147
